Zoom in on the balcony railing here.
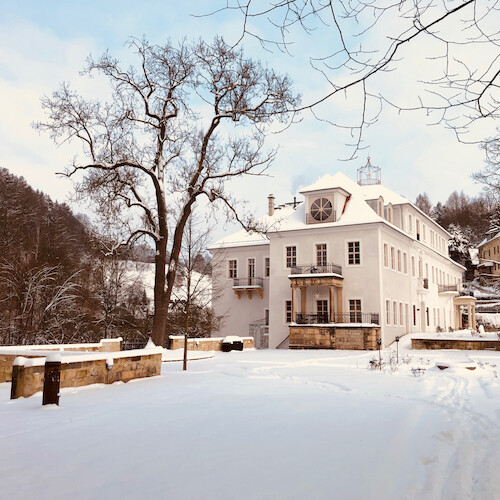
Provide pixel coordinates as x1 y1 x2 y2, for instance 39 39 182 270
290 263 342 276
233 277 263 288
295 312 380 325
438 284 458 293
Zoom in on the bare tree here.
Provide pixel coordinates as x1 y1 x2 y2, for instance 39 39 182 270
35 37 299 347
167 207 222 369
214 0 500 156
415 193 433 215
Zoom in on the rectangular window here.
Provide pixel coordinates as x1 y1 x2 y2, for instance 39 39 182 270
413 305 417 326
393 301 397 325
391 247 395 270
397 250 402 272
433 308 436 326
400 303 404 326
348 241 361 265
409 214 413 233
349 299 362 323
286 246 296 268
316 243 327 267
248 258 255 285
386 300 391 325
265 257 270 277
286 300 292 323
384 244 388 267
416 220 421 241
426 307 430 327
228 259 237 279
411 256 415 277
403 252 408 274
265 309 270 326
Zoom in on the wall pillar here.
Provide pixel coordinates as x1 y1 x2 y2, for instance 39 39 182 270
336 287 343 316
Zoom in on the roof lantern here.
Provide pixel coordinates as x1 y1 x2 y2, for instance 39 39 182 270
357 157 381 186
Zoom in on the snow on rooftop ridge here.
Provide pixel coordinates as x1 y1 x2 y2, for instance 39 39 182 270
208 204 296 249
299 171 357 194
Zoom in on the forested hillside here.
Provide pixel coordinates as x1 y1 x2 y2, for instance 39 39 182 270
415 190 497 265
0 168 151 345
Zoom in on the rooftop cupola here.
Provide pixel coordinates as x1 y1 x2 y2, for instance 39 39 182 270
357 157 381 186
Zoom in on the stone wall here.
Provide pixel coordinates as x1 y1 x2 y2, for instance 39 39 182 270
0 338 122 383
289 326 379 350
10 351 162 399
411 338 500 351
169 336 254 351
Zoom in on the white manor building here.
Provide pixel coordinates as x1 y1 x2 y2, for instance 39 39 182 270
208 162 470 350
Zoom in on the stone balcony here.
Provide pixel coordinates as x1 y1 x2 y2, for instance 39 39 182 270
233 277 264 299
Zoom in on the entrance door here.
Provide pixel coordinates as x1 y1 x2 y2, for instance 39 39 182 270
316 300 328 323
248 258 255 285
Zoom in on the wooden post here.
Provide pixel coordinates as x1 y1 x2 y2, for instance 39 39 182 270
42 353 61 406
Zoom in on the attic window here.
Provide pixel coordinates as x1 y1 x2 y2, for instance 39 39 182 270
310 198 333 221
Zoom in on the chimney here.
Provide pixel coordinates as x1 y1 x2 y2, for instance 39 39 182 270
268 194 275 216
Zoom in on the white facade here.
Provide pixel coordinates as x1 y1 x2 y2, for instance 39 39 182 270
209 172 465 348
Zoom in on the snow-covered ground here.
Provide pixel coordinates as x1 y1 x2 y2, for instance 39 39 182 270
1 338 499 499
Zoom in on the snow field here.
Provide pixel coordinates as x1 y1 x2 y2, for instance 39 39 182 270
0 343 499 499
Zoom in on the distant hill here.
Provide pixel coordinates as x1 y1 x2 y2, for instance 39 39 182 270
0 168 90 269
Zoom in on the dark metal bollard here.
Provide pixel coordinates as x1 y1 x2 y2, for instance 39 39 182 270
377 338 382 370
43 354 61 406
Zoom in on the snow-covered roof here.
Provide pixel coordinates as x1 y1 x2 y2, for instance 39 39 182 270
299 172 352 194
208 204 296 249
359 183 408 206
209 171 453 250
478 231 500 248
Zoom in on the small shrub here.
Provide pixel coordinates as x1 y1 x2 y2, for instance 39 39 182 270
411 367 426 377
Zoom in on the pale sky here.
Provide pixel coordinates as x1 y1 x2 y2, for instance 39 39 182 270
0 1 496 235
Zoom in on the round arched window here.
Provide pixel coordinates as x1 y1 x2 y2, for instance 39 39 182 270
310 198 333 221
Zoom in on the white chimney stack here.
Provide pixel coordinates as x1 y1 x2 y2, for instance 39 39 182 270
268 194 275 216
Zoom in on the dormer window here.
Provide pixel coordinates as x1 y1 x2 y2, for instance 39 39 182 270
310 197 333 221
377 196 384 217
386 203 393 224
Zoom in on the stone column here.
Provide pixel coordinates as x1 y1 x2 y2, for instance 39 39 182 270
300 287 307 318
329 286 336 322
291 285 297 322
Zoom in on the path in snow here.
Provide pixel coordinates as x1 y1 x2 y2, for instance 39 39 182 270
0 348 499 499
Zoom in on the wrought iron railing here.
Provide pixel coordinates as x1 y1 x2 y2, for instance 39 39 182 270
122 340 148 350
290 263 342 275
295 312 379 325
438 284 458 293
233 277 264 287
